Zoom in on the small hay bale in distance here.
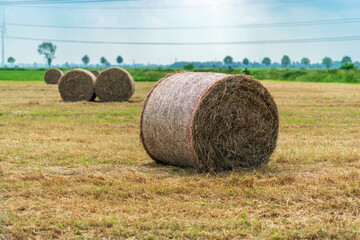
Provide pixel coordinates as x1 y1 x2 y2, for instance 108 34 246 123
44 68 63 84
140 71 279 171
58 68 96 102
91 70 100 77
95 67 135 102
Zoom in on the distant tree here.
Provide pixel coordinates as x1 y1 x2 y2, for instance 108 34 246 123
341 56 352 65
82 55 90 66
281 55 291 68
223 56 233 71
322 57 333 69
243 58 249 66
184 63 194 70
7 57 15 67
100 57 108 67
37 42 57 67
301 57 310 67
262 57 271 66
223 56 233 66
340 62 357 70
116 56 123 65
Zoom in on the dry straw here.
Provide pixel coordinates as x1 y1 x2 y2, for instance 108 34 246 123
95 67 135 102
141 71 279 171
58 68 96 102
44 68 63 84
91 70 100 77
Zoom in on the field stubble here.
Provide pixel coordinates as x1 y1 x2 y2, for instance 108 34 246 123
0 81 359 239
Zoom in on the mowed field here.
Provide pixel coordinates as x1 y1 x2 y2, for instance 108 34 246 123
0 79 360 239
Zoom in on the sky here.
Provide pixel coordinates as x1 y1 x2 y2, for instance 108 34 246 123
1 0 360 65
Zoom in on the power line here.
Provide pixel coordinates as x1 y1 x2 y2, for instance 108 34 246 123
7 17 360 31
94 0 317 9
1 11 5 67
7 35 360 45
0 0 132 5
5 0 317 9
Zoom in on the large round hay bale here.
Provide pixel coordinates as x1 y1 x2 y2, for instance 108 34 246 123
140 71 279 171
58 68 96 102
94 67 135 102
44 68 63 84
91 70 100 77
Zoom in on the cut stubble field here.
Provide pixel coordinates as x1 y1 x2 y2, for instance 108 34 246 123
0 80 359 239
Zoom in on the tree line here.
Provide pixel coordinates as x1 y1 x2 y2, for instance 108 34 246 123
222 55 354 70
36 42 124 67
3 41 356 70
81 54 123 67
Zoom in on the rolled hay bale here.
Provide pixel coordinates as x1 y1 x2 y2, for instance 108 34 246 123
95 67 135 102
58 68 96 102
91 70 100 77
140 71 279 171
44 68 63 84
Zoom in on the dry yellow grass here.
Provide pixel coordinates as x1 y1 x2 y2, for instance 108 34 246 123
0 80 359 239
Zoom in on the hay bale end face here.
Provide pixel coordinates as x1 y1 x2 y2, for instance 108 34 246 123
58 68 96 102
44 68 63 84
91 70 100 77
95 67 135 102
140 71 279 171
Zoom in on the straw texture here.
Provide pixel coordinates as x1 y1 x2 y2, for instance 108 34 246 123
44 68 63 84
140 71 279 171
95 67 135 102
58 68 96 102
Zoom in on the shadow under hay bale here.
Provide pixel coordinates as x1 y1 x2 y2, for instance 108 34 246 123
140 71 279 172
91 70 100 77
95 67 135 102
58 68 96 102
44 68 63 84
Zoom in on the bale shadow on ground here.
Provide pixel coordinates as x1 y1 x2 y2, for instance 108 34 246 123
142 160 284 178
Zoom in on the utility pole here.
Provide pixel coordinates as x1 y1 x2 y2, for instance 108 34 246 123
0 24 2 67
1 9 5 68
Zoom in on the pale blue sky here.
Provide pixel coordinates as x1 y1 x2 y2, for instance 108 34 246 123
1 0 360 65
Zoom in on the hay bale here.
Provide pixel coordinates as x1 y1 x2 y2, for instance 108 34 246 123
140 71 279 171
44 68 63 84
58 68 96 102
91 70 100 77
95 67 135 102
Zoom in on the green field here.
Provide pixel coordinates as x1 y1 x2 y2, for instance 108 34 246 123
1 67 360 83
0 78 359 239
